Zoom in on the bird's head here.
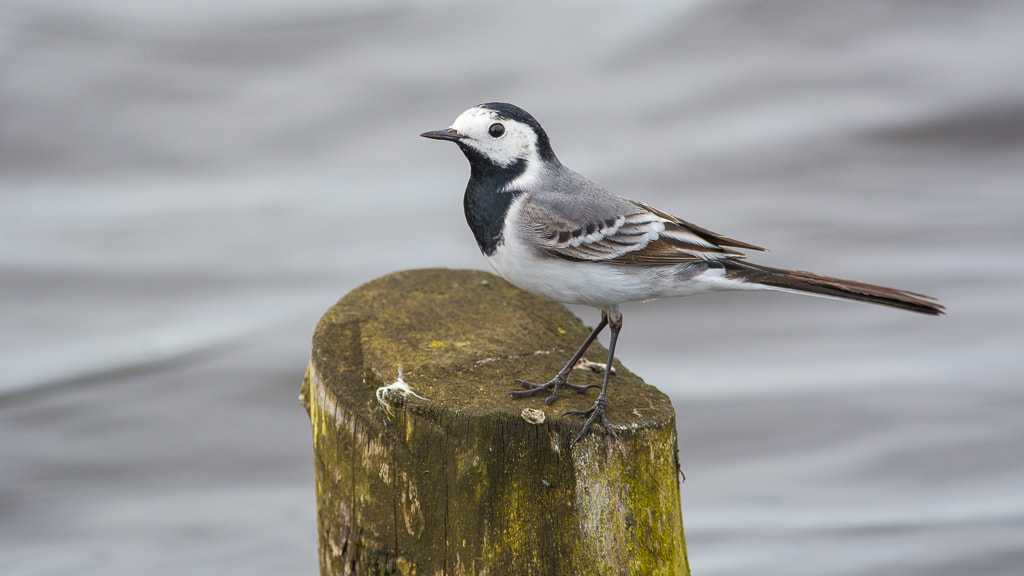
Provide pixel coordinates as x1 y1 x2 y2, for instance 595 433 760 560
421 102 558 172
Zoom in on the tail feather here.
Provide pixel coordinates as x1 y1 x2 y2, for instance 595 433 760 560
724 261 945 316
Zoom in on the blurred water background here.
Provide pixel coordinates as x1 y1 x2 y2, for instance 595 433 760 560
2 1 1022 574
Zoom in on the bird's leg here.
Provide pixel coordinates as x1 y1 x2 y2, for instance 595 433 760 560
565 307 622 445
507 315 607 405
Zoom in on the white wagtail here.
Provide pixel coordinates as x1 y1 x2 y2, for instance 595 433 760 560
422 102 943 445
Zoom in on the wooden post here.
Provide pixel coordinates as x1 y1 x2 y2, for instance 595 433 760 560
300 269 688 576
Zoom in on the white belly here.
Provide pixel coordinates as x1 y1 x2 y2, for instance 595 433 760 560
486 227 749 308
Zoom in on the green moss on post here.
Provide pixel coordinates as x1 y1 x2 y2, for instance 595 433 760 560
300 268 688 576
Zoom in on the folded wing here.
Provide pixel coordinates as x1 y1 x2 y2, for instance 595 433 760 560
528 199 766 265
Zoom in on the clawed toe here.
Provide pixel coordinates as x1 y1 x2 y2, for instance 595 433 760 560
565 399 618 445
505 379 553 399
506 376 597 404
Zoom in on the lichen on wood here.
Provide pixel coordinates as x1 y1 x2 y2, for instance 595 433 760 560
300 268 688 576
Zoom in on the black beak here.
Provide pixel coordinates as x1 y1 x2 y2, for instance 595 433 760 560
420 128 463 141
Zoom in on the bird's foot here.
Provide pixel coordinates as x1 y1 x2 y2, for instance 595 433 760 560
507 375 599 406
565 397 618 446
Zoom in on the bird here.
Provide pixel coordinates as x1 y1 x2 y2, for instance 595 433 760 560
421 102 944 445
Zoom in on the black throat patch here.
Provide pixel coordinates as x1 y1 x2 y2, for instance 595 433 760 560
460 146 527 256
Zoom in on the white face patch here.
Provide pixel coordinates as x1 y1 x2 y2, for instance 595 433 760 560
448 106 541 168
501 155 543 192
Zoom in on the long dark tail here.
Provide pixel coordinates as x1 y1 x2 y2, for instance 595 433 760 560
724 260 945 315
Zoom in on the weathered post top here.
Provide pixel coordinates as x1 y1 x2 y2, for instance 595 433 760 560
301 268 688 576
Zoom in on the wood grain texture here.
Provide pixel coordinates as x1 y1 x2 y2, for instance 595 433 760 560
300 268 688 576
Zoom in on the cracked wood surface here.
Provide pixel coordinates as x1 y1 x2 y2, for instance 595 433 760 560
300 268 688 576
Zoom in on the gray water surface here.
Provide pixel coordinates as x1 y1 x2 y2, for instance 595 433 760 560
2 1 1023 574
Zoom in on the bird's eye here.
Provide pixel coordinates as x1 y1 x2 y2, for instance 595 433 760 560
488 123 506 138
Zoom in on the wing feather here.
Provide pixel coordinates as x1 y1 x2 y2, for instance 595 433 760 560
529 199 767 265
